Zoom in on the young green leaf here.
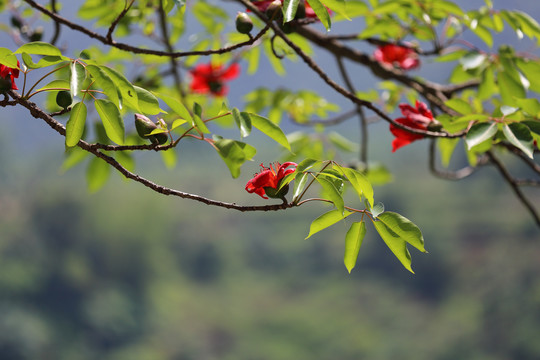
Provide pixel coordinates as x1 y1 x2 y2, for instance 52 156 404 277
22 54 66 69
232 108 252 138
247 113 291 150
445 98 473 115
214 139 256 178
65 101 87 147
100 65 139 111
336 165 374 207
134 86 163 115
156 93 193 122
438 138 460 167
283 0 301 22
15 41 62 56
316 176 345 214
376 212 426 253
292 172 309 201
306 0 331 30
372 220 414 273
36 79 70 92
502 123 534 159
94 99 125 145
344 221 366 274
0 47 19 68
499 70 526 105
192 102 210 134
305 209 352 240
86 64 119 106
465 122 497 149
70 61 86 99
296 158 320 173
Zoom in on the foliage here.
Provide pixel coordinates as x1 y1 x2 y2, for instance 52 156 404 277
0 0 539 275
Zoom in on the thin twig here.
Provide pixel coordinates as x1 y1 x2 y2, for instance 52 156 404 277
106 0 135 42
335 56 368 166
23 0 271 58
487 150 540 226
49 0 61 45
428 139 480 180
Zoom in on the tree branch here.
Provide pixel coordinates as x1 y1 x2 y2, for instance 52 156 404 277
487 150 540 226
8 90 297 212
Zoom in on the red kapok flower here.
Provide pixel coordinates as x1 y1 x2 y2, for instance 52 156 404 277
0 60 20 91
390 100 434 152
374 44 420 71
246 162 297 199
188 62 240 96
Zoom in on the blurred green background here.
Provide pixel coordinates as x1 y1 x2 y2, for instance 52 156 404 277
2 0 540 359
1 126 539 359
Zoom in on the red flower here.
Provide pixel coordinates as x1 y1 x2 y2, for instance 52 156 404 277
188 62 240 96
246 162 297 199
249 0 325 19
0 60 20 91
390 100 434 152
374 44 420 70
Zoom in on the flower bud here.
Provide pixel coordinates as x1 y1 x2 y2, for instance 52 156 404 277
235 12 253 34
265 0 283 21
134 114 169 145
56 91 72 109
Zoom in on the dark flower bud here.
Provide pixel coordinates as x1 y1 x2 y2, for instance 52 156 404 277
265 0 283 21
56 91 72 109
10 16 23 29
134 114 168 145
235 12 253 34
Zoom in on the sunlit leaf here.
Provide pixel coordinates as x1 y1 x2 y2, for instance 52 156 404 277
70 61 86 99
336 165 374 207
134 86 163 115
247 113 291 150
376 212 426 253
15 41 62 56
305 209 352 240
373 219 414 274
316 176 345 214
232 108 252 138
86 157 110 193
86 64 119 106
306 0 331 30
65 101 87 147
344 221 366 273
283 0 301 23
502 123 534 159
465 122 497 149
94 99 125 145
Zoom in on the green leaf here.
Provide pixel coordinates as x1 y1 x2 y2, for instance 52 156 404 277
433 0 464 16
161 149 177 170
283 0 301 23
460 52 486 70
376 212 426 253
306 0 331 30
94 99 125 145
344 222 366 273
336 165 374 207
445 98 472 115
328 132 358 152
15 41 61 56
86 157 110 193
62 146 88 172
65 102 87 147
305 209 352 240
316 176 345 214
232 108 252 138
373 219 414 274
478 66 497 100
247 113 291 150
499 70 526 105
192 102 210 134
214 139 256 178
515 98 540 117
70 61 86 99
100 65 139 111
438 138 460 167
21 54 66 69
292 172 309 201
370 202 385 218
502 123 534 159
156 93 193 122
469 23 493 47
36 79 70 92
322 0 352 20
465 122 497 149
296 158 320 173
134 86 163 115
86 65 119 106
373 1 401 15
0 48 19 68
